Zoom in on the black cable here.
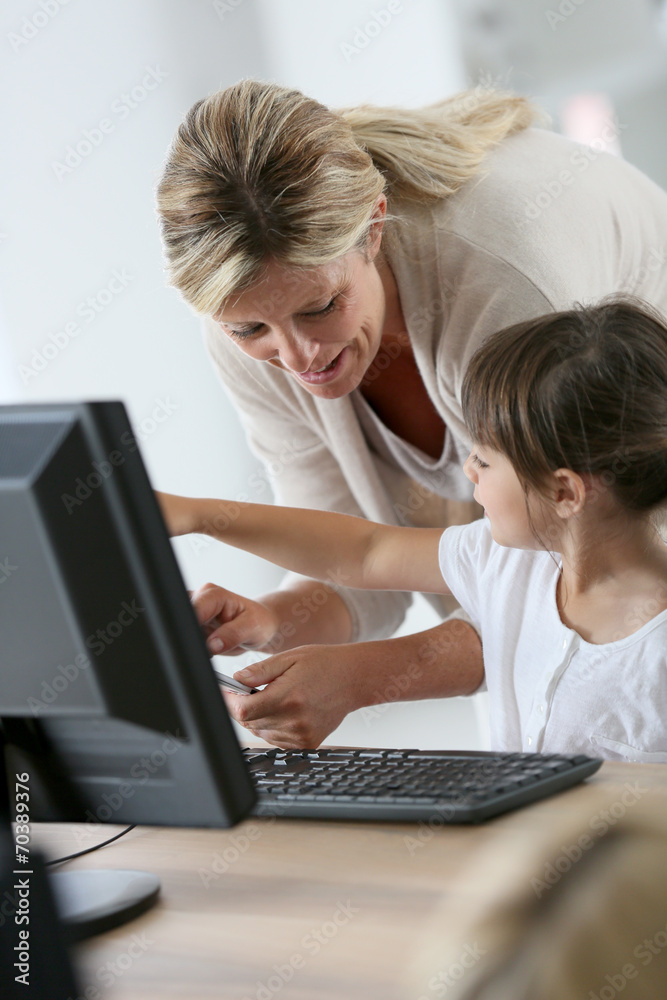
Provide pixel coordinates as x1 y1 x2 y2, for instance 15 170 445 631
44 824 137 866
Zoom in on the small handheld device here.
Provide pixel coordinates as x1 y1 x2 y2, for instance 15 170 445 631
213 670 259 695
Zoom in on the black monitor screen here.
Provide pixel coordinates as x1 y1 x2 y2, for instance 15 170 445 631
0 400 256 829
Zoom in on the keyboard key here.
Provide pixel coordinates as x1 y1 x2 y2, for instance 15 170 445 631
404 753 460 761
300 794 355 802
538 761 571 773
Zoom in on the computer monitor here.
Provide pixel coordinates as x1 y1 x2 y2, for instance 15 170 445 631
0 400 257 938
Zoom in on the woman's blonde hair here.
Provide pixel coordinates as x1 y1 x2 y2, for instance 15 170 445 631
155 79 538 315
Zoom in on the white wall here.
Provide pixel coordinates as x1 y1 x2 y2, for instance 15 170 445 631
0 0 486 749
452 0 667 188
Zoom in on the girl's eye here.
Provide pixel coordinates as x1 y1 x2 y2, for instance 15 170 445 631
471 454 489 469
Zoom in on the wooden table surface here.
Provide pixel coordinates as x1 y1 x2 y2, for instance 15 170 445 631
31 761 667 1000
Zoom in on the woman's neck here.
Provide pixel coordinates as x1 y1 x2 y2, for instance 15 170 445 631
359 253 447 460
374 252 409 349
556 514 667 643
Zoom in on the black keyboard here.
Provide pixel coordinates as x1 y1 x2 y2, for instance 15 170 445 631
242 747 602 823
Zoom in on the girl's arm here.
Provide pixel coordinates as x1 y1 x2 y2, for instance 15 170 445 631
156 492 450 596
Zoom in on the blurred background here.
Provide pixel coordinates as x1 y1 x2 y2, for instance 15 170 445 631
1 0 666 749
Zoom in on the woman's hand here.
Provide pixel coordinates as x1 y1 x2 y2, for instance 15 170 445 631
155 491 204 537
223 644 366 749
189 582 485 749
191 581 281 655
222 619 485 749
189 582 363 745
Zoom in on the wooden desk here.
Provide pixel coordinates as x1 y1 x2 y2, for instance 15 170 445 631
33 762 667 1000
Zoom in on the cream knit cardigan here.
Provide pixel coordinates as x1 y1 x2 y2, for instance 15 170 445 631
202 128 667 642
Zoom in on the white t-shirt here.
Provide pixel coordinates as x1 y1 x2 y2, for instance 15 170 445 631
439 519 667 762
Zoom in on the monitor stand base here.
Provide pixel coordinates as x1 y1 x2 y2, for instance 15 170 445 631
49 869 161 941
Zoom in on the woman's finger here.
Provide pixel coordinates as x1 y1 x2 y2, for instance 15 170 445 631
233 652 296 687
190 583 279 654
223 686 284 726
190 582 238 627
207 616 273 655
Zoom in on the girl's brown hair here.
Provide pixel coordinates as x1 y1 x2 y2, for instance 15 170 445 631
461 298 667 514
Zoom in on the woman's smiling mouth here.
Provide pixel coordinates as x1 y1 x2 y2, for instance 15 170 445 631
294 348 347 384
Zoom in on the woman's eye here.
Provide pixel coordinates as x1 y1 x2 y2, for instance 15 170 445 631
227 296 337 339
228 325 261 340
305 296 337 318
472 454 489 469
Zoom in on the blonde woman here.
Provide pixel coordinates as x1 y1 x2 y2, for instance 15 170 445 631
155 81 667 749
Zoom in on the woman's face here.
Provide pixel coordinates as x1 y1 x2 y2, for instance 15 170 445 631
211 247 389 400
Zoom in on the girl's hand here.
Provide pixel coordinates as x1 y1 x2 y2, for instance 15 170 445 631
190 581 281 655
155 491 203 537
223 644 365 749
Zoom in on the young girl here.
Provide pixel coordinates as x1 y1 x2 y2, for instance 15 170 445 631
159 298 667 762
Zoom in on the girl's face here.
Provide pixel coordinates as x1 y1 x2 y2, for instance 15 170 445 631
463 446 550 550
211 251 387 401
